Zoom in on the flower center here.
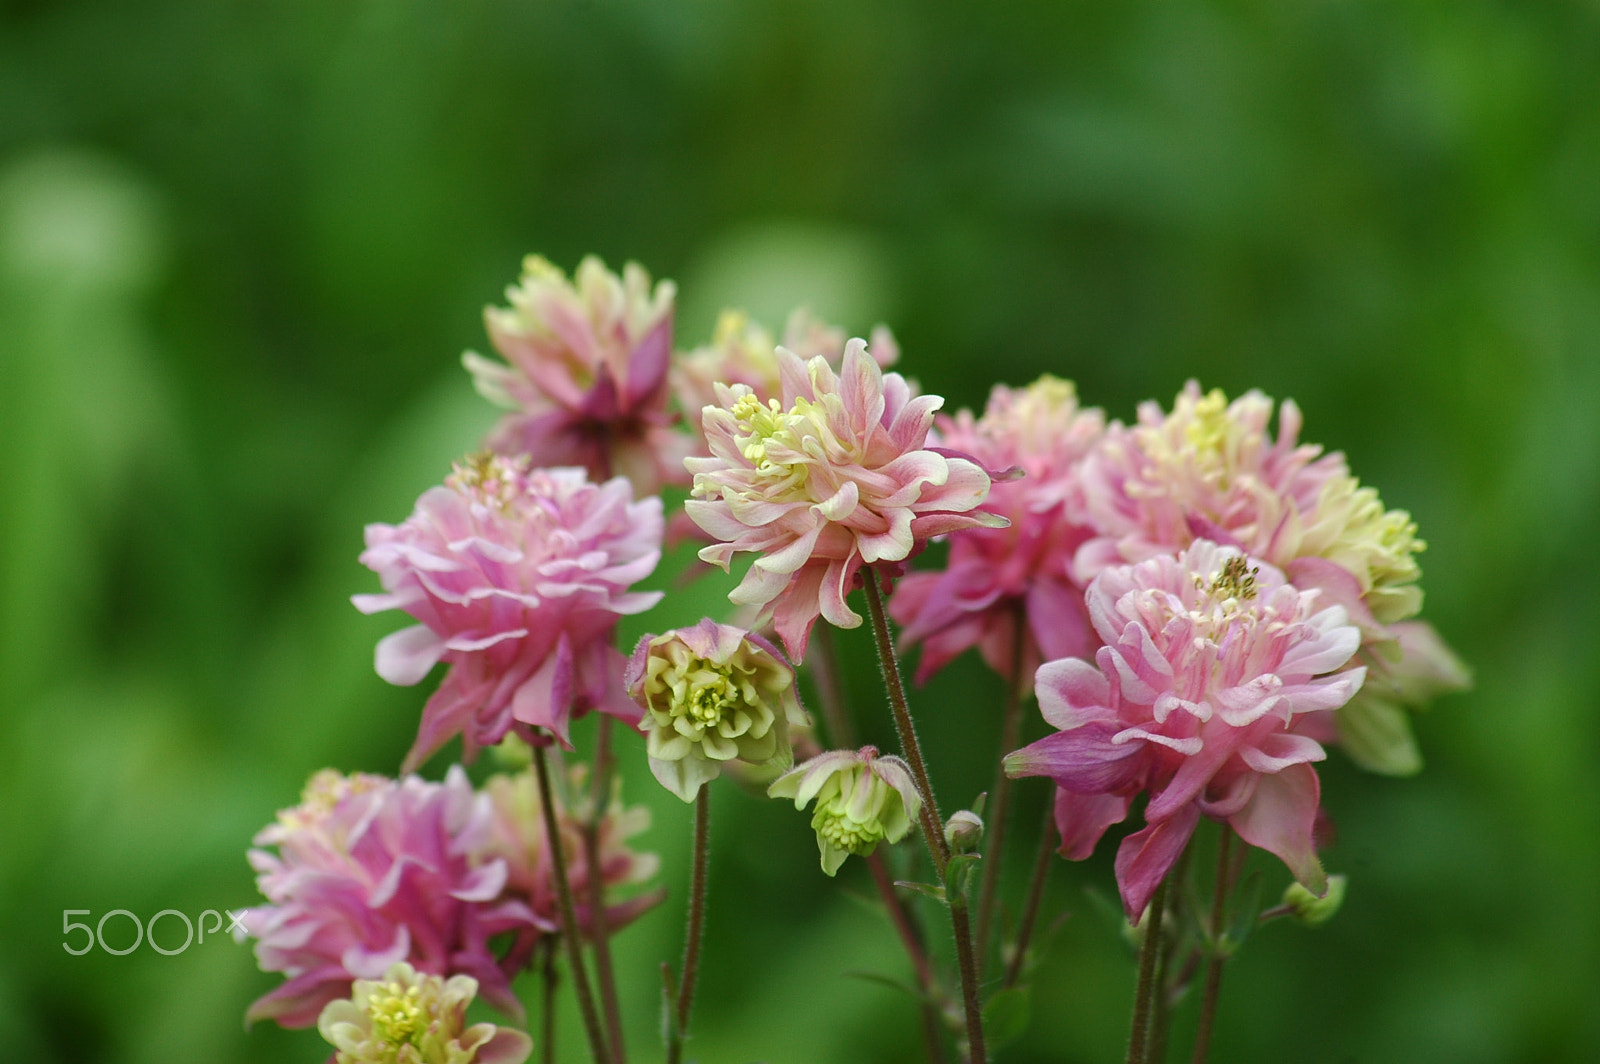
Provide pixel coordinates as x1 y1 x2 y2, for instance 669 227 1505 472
447 451 522 509
1208 554 1259 602
812 804 882 855
370 981 426 1048
728 393 820 480
1182 388 1232 462
683 665 740 726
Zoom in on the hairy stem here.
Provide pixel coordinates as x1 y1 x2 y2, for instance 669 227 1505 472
667 788 711 1064
1003 802 1056 989
584 716 626 1063
1190 829 1236 1064
862 567 985 1064
975 614 1029 975
1127 875 1171 1064
533 743 611 1064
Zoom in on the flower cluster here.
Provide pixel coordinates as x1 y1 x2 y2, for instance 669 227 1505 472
242 768 535 1028
685 338 1005 661
243 764 660 1030
239 249 1467 1060
355 454 663 764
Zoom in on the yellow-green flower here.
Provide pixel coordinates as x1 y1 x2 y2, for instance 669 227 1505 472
768 746 922 875
317 962 532 1064
625 620 809 801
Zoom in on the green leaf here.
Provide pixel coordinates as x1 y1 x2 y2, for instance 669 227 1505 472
895 879 948 905
943 852 981 900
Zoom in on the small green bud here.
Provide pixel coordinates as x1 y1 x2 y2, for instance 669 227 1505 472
1282 873 1347 927
944 809 984 854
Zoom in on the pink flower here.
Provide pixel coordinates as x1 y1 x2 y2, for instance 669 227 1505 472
670 307 900 453
1072 381 1465 774
477 762 663 947
463 255 693 496
1004 541 1366 918
241 768 538 1029
1074 381 1422 625
685 339 1004 662
355 455 663 767
891 376 1106 689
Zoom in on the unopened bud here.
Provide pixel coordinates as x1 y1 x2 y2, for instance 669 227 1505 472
944 810 984 853
1282 874 1346 927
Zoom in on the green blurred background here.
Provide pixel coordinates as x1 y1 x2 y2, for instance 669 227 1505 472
2 2 1597 1061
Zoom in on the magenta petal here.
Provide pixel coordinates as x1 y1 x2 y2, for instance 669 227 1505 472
1053 788 1132 861
1228 761 1326 895
1114 802 1201 919
1002 721 1144 793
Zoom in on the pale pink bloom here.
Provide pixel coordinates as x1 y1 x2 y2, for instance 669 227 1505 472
317 961 533 1064
891 376 1106 688
1073 381 1464 773
671 307 900 449
354 455 663 767
463 255 693 496
686 339 1005 662
477 763 663 952
242 768 538 1029
1004 541 1366 918
1074 381 1423 626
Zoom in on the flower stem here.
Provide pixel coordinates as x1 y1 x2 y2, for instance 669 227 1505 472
540 936 558 1064
1126 875 1171 1064
1003 802 1056 989
814 626 948 1062
862 567 986 1064
533 742 612 1064
668 788 711 1064
585 715 626 1063
1190 829 1236 1064
976 617 1029 975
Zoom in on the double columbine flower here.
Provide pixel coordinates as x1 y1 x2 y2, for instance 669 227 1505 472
317 962 533 1064
1070 382 1467 772
242 768 535 1028
891 375 1107 688
685 338 1005 661
354 454 663 766
463 255 691 496
625 619 809 801
1005 541 1366 918
768 747 922 875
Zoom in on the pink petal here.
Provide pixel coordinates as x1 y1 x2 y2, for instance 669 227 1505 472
374 625 446 686
1114 802 1201 918
1228 761 1326 895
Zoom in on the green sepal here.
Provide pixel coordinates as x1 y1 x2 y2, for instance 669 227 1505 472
1336 691 1423 776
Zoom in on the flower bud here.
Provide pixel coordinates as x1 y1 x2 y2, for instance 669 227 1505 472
944 809 985 854
768 746 923 875
1281 873 1347 927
